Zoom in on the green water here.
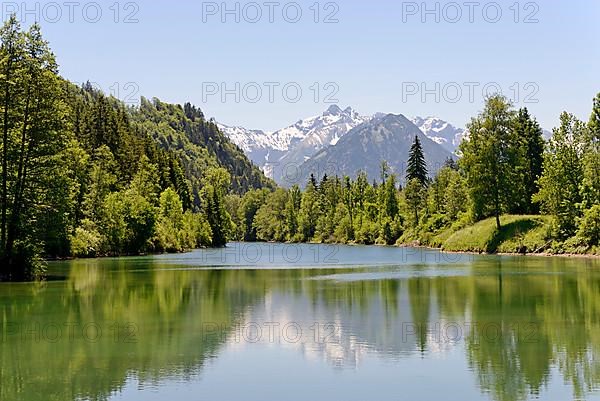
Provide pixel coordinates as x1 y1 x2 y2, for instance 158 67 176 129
1 243 600 401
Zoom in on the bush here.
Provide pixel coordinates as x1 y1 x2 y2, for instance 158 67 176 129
70 220 104 258
355 220 379 245
577 205 600 246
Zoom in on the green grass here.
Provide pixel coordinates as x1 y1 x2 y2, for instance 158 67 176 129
442 215 553 254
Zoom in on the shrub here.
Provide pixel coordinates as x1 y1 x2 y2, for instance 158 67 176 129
70 220 104 258
577 205 600 246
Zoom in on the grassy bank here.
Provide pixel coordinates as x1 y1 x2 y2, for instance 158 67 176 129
434 215 598 256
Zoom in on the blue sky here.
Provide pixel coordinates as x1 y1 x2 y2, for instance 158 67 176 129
6 0 599 131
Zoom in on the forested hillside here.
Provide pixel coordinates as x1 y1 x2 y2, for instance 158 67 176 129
133 98 274 201
0 18 271 281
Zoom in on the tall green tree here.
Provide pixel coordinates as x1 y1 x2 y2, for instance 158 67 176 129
513 108 545 214
203 168 232 247
406 136 428 186
238 189 268 241
581 93 600 210
460 95 520 230
405 178 426 226
533 113 586 238
285 185 302 240
299 180 319 241
0 16 23 253
0 21 68 279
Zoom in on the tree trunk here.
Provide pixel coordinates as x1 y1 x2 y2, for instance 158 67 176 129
1 54 13 251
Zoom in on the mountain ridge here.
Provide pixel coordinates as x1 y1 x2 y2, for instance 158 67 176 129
288 113 454 187
218 106 465 185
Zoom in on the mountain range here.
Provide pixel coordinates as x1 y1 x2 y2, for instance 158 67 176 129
294 113 454 187
218 106 467 186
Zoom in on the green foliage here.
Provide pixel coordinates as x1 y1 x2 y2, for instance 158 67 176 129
404 178 426 226
406 135 428 186
70 219 103 258
0 20 279 280
203 168 232 247
533 113 586 239
254 188 289 242
443 215 553 254
236 189 269 241
154 188 212 252
102 189 156 255
134 98 274 204
460 95 523 229
577 205 600 247
0 18 68 280
444 169 468 221
513 108 545 214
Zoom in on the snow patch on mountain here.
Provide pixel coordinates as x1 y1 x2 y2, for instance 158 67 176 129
412 116 466 154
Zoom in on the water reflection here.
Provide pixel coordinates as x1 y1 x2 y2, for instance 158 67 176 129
0 245 599 401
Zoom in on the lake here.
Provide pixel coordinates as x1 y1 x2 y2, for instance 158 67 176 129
1 243 600 401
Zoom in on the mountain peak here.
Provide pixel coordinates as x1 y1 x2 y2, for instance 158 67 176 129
411 116 465 154
324 104 343 116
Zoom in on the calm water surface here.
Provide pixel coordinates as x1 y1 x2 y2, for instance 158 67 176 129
1 243 600 401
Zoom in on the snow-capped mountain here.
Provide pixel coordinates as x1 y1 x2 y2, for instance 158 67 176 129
216 124 288 168
218 107 468 184
412 116 466 154
268 105 371 182
294 114 453 187
218 105 370 173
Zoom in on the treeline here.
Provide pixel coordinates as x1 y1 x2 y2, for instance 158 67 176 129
225 94 600 253
0 18 259 281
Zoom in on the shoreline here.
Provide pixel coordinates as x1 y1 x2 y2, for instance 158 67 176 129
44 241 600 263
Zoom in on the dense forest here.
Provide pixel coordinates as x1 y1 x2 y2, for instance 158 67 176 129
0 18 598 282
0 18 271 281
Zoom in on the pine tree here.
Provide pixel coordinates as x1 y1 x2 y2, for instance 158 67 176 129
406 136 428 186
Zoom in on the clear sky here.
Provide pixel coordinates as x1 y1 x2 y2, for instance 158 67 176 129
6 0 599 131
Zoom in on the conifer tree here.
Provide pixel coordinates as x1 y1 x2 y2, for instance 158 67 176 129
406 136 428 187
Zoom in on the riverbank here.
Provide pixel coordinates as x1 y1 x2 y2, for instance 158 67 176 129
396 215 599 257
283 214 599 258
